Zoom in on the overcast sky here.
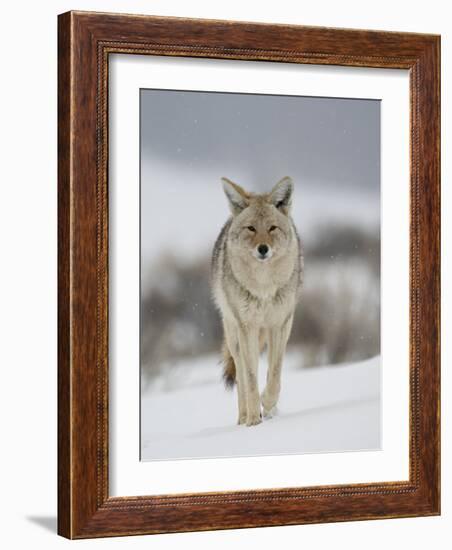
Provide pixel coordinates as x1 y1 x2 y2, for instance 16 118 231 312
141 89 380 192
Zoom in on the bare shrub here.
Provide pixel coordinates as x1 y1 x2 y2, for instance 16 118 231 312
141 256 222 380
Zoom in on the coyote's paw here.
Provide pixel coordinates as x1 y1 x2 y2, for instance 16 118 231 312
261 388 279 418
246 412 262 427
263 405 278 419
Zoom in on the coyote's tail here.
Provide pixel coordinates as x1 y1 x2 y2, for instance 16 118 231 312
221 340 236 389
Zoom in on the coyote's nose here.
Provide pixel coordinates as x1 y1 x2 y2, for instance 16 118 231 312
257 244 269 257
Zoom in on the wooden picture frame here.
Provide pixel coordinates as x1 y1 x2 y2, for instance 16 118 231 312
58 10 440 539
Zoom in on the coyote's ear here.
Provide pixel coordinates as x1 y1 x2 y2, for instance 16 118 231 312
269 176 293 214
221 177 250 215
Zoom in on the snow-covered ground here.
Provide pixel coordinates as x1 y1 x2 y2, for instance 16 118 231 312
141 352 381 461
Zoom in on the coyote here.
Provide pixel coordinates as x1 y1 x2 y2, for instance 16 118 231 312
211 177 303 426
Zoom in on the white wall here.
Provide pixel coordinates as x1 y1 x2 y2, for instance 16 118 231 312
0 0 448 548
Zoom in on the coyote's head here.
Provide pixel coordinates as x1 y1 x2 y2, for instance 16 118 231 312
221 176 295 263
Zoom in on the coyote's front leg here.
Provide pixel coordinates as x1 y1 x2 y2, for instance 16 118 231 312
261 316 293 417
238 327 261 426
223 320 247 425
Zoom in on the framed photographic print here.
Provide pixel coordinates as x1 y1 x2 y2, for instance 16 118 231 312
58 11 440 538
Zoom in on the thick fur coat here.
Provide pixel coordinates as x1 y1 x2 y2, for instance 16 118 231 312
211 177 303 426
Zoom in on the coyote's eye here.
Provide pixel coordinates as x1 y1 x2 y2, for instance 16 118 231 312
246 226 256 232
269 225 278 232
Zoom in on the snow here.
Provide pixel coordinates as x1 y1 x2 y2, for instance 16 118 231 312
141 352 381 461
